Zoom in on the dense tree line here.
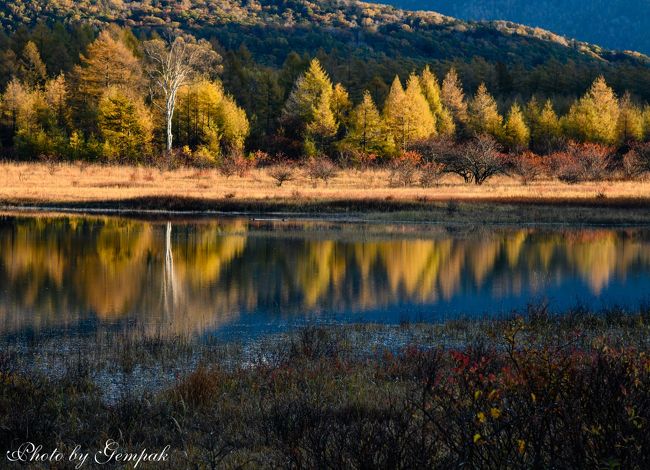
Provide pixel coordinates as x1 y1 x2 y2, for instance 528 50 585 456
1 22 649 168
0 27 248 163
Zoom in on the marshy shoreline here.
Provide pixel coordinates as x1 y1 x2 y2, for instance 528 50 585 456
2 306 650 468
5 194 650 227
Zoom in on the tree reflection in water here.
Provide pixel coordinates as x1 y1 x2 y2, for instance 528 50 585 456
0 214 649 337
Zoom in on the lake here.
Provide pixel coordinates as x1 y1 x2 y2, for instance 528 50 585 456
1 213 649 341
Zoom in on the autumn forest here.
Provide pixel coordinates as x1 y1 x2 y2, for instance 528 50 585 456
1 10 650 185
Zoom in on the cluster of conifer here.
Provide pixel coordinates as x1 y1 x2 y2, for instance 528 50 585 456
282 59 650 159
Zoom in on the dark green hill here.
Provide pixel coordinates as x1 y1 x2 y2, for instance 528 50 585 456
381 0 650 55
1 0 647 68
2 0 650 128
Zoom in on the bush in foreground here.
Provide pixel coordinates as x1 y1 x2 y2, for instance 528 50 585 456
1 310 649 468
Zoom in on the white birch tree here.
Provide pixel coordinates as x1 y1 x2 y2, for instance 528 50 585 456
143 35 221 155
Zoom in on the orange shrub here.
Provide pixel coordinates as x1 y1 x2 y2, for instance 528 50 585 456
389 151 422 187
550 142 613 183
510 151 546 185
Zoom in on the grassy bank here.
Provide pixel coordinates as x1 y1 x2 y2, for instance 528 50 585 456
2 162 650 225
2 306 650 468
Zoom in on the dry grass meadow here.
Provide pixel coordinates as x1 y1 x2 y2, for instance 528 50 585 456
1 162 649 223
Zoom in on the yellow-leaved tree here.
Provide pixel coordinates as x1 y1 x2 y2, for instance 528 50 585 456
616 92 644 145
468 83 503 139
74 30 144 104
644 106 650 141
282 58 339 155
344 90 394 156
174 80 249 161
527 98 562 154
503 102 530 153
420 65 455 137
384 74 435 150
563 76 619 145
441 67 468 129
97 87 153 163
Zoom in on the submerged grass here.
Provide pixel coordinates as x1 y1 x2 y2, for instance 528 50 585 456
2 305 650 468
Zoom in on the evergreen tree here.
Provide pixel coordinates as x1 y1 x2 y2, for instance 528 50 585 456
282 58 336 154
331 83 351 128
256 71 284 138
468 83 503 139
368 75 389 106
383 75 407 149
384 74 435 149
44 74 68 129
503 102 530 153
75 30 143 103
420 65 443 118
97 87 153 163
345 90 394 156
17 41 47 89
441 67 468 127
616 92 644 145
563 76 619 145
0 49 18 89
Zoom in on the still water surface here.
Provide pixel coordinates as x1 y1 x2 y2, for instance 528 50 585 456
1 213 649 340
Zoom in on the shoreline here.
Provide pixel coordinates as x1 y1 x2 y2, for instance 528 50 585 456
2 194 650 226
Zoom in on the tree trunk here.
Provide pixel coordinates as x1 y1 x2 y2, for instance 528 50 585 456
166 93 175 154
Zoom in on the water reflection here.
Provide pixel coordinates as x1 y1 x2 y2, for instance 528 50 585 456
1 214 650 338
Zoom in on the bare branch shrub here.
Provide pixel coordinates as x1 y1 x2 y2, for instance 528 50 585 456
441 135 506 185
622 143 650 180
419 162 446 187
305 158 339 187
551 142 613 183
268 164 295 187
389 151 421 187
219 151 256 178
510 151 546 185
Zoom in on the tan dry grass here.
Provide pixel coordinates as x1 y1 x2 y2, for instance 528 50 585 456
1 162 649 206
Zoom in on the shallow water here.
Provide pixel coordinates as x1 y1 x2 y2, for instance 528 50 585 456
1 213 649 341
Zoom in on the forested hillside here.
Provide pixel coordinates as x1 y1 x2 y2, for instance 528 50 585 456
382 0 650 55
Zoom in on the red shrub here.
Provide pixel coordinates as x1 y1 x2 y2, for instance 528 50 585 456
551 142 613 183
622 142 650 179
510 151 546 185
220 150 265 178
305 157 339 187
389 151 422 187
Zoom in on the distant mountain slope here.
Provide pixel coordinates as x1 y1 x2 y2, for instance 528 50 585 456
0 0 647 67
2 0 650 104
382 0 650 54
